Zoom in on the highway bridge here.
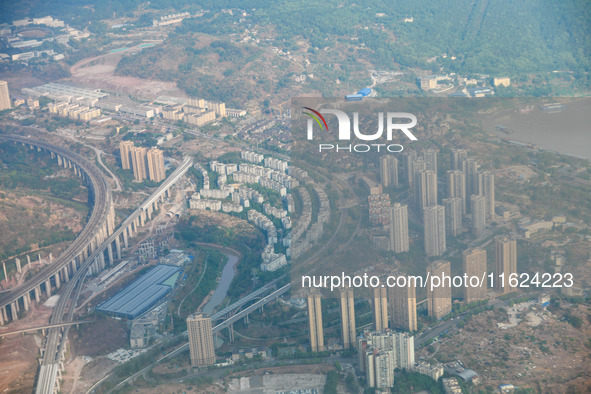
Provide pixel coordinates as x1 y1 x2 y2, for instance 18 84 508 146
103 283 292 393
0 135 114 326
0 320 90 337
34 155 194 394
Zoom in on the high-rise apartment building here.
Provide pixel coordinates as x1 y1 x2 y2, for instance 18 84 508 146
416 170 438 211
442 197 463 236
423 205 446 256
461 158 479 199
119 140 135 170
373 286 388 331
423 149 438 176
482 171 495 222
463 248 487 303
450 149 467 171
380 155 399 188
147 148 166 182
358 330 415 389
403 151 417 187
131 146 148 181
0 81 11 110
339 287 356 349
394 332 415 370
470 194 486 234
187 314 216 367
389 203 409 253
427 260 452 319
307 291 324 352
495 236 517 293
447 169 466 214
389 280 417 332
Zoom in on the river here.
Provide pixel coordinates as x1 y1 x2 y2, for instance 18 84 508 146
201 252 239 315
482 97 591 160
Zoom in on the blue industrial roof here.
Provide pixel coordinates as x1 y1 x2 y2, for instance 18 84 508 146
97 264 179 319
345 94 363 101
357 88 371 96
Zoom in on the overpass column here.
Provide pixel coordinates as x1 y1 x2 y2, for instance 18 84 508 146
23 294 30 311
147 204 153 219
10 302 17 320
16 259 22 274
0 307 4 325
2 262 7 282
115 236 122 259
122 229 129 248
62 266 69 283
107 243 114 264
99 252 105 271
228 324 234 342
34 286 41 303
1 306 7 323
71 259 77 274
140 211 146 226
57 154 63 166
55 272 61 289
45 279 52 296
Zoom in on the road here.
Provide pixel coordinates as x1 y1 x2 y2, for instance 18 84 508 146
0 135 112 314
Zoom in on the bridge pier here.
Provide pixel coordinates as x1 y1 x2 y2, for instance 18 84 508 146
54 272 61 289
107 243 114 264
1 306 7 323
122 229 129 248
10 302 18 320
62 266 69 283
34 286 41 303
57 154 63 166
99 252 105 270
228 324 234 343
70 259 77 274
16 258 22 274
115 236 122 259
140 211 146 226
0 307 4 325
23 293 30 311
2 262 7 282
244 314 249 325
45 279 51 297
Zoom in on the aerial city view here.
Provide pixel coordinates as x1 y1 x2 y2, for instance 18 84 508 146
0 1 590 393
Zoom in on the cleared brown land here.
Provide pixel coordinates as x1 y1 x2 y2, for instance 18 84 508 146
429 304 591 393
69 51 186 99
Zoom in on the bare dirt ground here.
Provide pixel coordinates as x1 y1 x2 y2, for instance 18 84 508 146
427 303 591 393
61 355 87 394
69 52 186 99
76 356 118 393
0 334 40 393
70 318 129 357
0 302 53 392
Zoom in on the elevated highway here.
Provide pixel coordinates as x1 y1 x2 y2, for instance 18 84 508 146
0 135 114 326
35 156 194 394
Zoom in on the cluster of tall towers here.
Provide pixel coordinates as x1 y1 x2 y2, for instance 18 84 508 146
119 141 166 182
307 235 517 351
392 148 496 256
307 284 419 353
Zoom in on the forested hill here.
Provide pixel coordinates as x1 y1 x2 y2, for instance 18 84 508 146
2 0 589 78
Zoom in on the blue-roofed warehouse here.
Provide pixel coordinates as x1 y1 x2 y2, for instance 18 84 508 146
97 264 180 319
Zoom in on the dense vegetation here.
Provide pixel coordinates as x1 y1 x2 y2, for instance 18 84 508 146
128 0 590 86
0 142 85 263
